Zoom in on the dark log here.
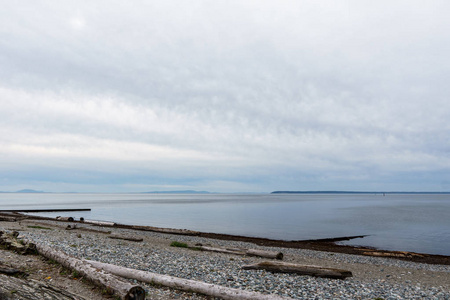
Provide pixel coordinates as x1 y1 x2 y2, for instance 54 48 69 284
108 234 143 242
56 216 74 222
0 264 26 276
0 209 91 212
195 245 283 259
363 250 425 258
0 216 18 222
242 261 352 279
0 274 86 299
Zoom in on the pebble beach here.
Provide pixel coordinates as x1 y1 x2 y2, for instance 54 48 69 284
2 218 450 300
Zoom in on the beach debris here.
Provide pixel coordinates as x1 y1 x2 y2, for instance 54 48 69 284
362 250 426 258
0 231 36 255
242 261 353 279
65 224 77 230
85 259 294 300
191 244 284 260
20 238 145 300
108 233 143 242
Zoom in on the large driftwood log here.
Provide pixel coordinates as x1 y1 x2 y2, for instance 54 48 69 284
86 259 294 300
0 273 86 300
0 215 18 222
23 240 145 300
242 261 352 279
196 245 283 260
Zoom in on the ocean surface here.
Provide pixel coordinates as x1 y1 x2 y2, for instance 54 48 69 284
0 193 449 256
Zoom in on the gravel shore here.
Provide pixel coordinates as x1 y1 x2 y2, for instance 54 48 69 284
2 219 449 299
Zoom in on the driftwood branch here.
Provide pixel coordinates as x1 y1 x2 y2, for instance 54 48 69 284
195 245 283 260
0 274 86 300
242 261 352 279
22 239 145 300
86 259 294 300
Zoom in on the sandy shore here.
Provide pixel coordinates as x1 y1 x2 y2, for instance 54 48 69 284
1 218 450 299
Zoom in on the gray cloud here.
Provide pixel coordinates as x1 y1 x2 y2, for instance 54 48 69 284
1 1 450 192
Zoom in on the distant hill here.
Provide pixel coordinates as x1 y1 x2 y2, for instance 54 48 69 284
15 189 45 193
142 190 211 194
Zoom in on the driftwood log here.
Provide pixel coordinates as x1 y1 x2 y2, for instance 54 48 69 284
0 215 18 222
362 250 425 258
86 259 294 300
0 273 86 300
242 261 352 279
82 219 116 227
122 224 200 235
109 233 143 242
56 216 74 222
23 240 145 300
0 264 26 276
196 245 283 260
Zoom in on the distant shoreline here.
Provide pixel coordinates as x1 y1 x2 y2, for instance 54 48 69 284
2 189 450 194
271 191 450 194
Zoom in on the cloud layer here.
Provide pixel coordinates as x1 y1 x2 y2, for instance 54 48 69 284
1 1 450 192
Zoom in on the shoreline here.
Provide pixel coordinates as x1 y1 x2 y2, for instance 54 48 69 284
4 212 449 265
1 216 449 299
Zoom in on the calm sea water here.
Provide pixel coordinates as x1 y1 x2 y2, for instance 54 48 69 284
0 193 449 256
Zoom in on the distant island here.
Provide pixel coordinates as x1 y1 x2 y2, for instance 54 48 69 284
142 190 212 194
0 189 45 193
271 191 450 194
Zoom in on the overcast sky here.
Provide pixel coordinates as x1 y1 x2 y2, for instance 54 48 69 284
1 1 449 193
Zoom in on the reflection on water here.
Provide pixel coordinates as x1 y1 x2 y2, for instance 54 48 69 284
0 193 449 255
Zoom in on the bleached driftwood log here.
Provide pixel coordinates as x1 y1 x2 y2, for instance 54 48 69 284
196 245 283 260
109 233 143 242
82 219 116 227
242 261 352 279
23 240 145 300
86 259 294 300
0 274 87 300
